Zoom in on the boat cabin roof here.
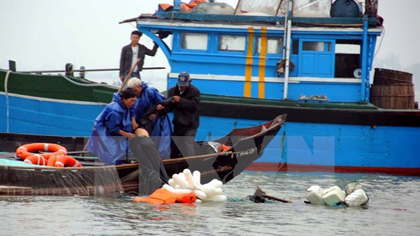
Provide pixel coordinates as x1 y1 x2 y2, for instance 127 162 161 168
137 14 382 34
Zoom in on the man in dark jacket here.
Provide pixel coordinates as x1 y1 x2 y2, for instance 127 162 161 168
119 30 159 84
167 72 200 159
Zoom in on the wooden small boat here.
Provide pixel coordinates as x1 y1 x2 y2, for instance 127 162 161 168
0 115 286 196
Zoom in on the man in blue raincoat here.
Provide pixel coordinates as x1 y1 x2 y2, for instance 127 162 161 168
87 88 137 165
127 78 172 158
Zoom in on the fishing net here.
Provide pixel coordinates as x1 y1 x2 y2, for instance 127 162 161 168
0 163 125 197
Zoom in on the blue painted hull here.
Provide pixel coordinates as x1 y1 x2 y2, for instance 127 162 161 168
0 94 105 137
195 116 420 170
2 94 419 174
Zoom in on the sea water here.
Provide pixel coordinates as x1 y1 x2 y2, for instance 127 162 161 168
1 171 419 235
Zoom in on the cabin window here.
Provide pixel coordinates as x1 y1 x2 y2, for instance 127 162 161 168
302 42 331 52
218 35 246 52
335 40 362 78
257 37 283 54
180 33 208 50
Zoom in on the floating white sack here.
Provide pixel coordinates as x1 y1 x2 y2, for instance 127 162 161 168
306 185 326 205
345 189 369 207
322 186 346 206
345 182 363 195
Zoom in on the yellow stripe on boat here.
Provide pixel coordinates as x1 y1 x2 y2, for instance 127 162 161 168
244 27 254 98
258 27 268 99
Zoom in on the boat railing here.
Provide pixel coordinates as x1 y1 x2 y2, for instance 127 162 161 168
7 60 165 78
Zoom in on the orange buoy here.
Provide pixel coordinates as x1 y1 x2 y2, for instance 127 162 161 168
16 143 67 160
55 155 82 168
133 188 196 204
24 155 47 166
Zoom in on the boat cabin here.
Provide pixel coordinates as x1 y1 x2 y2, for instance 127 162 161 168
133 0 381 103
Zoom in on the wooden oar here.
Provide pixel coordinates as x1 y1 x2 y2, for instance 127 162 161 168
118 58 141 93
80 58 142 155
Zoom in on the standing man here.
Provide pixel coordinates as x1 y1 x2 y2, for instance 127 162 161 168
167 72 200 158
119 30 159 86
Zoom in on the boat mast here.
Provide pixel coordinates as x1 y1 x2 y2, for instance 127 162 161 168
361 14 369 102
283 0 293 100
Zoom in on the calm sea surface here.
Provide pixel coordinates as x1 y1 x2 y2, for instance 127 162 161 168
1 171 419 236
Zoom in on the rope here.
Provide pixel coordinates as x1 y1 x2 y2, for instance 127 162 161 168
373 26 385 61
4 70 11 133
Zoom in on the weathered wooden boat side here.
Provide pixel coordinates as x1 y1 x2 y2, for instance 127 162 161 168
0 115 286 196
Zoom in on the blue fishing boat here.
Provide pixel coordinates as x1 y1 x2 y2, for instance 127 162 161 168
135 0 420 175
1 0 419 176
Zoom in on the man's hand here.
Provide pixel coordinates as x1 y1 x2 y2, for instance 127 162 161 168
149 114 157 120
156 104 164 111
131 121 139 131
120 75 124 81
120 130 135 139
173 96 181 103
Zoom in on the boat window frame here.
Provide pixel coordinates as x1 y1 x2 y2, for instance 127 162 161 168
255 36 284 56
177 31 210 53
216 34 247 55
302 41 332 52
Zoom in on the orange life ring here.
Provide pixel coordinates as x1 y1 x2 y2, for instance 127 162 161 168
23 154 48 166
54 155 83 168
16 143 67 160
47 154 58 167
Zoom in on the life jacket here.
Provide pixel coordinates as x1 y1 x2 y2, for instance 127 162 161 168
181 0 206 12
133 188 196 204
